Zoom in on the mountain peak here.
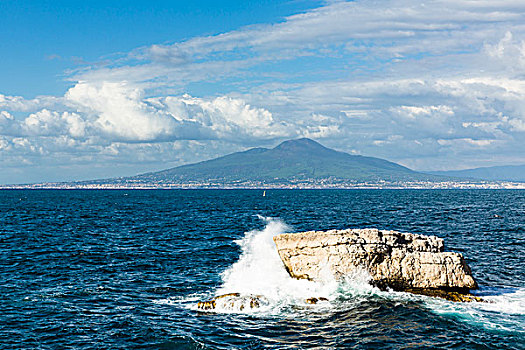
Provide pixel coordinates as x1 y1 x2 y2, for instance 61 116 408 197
273 138 330 152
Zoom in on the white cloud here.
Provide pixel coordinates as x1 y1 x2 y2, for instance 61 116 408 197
22 110 86 138
71 0 525 87
66 81 182 141
0 94 63 112
392 105 454 119
484 31 525 70
1 82 295 145
156 94 292 140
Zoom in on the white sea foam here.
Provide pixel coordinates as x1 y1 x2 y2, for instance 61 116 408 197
424 287 525 333
196 216 525 334
217 217 331 301
154 294 202 306
479 288 525 315
211 216 378 313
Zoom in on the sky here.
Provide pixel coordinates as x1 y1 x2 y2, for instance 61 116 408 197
1 0 525 184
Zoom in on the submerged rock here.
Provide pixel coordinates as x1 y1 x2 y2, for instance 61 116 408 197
197 293 269 311
404 288 484 302
305 297 329 304
273 228 480 301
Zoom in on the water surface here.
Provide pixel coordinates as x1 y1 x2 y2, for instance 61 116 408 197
0 189 523 349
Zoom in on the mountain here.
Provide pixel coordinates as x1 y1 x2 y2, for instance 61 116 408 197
9 138 522 189
113 138 445 186
429 164 525 183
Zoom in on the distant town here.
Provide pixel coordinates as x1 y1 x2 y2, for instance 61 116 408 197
3 178 524 190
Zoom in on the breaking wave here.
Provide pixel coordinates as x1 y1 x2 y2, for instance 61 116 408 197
193 216 383 314
190 216 525 334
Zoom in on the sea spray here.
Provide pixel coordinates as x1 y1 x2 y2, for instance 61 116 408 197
213 216 378 312
217 216 334 301
425 287 525 333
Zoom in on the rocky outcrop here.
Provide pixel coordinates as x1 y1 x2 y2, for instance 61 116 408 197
273 228 479 301
197 293 269 311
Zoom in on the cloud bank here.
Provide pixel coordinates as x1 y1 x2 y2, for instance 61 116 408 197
2 0 525 182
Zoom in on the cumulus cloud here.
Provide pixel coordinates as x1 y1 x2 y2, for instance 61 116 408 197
1 81 295 146
0 111 14 125
484 31 525 71
65 81 294 142
66 81 182 141
0 94 63 112
22 110 86 138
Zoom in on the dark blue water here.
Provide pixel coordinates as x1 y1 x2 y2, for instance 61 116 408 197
0 189 523 349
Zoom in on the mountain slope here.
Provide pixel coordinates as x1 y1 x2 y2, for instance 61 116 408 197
130 138 443 184
429 164 525 182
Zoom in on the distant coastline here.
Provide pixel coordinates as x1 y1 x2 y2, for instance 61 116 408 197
2 180 525 190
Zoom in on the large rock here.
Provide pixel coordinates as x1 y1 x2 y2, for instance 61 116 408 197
273 228 478 300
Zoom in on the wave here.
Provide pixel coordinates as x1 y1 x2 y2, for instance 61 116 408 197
182 216 525 333
205 216 378 313
424 287 525 333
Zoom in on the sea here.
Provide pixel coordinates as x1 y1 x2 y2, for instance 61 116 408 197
0 189 524 349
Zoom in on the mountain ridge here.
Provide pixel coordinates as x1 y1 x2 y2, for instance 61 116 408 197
428 164 525 183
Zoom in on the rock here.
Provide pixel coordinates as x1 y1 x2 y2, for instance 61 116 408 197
404 288 484 302
197 299 216 310
305 297 329 304
197 293 269 311
273 228 479 301
197 292 239 310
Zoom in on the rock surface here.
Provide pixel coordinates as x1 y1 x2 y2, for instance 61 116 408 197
305 297 329 304
273 228 478 300
197 293 269 311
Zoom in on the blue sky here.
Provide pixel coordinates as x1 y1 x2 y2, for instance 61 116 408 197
0 0 322 97
1 0 525 184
